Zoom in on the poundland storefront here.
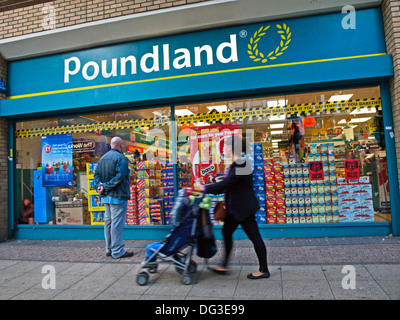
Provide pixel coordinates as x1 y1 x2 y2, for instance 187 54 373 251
2 7 400 240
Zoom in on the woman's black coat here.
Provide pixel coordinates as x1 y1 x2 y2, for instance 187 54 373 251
205 158 260 222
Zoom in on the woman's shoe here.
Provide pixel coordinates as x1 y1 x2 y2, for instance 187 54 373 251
209 266 231 275
247 271 270 279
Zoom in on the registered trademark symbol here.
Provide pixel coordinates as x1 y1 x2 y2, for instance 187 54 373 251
239 30 247 38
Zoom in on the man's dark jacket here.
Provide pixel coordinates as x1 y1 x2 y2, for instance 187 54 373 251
205 158 260 222
94 149 130 201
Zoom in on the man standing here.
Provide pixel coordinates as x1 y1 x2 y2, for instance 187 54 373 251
94 137 133 259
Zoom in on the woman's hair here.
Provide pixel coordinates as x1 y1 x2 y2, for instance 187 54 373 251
225 136 248 157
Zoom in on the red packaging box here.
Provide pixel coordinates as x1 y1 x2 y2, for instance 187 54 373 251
267 215 277 224
276 214 286 224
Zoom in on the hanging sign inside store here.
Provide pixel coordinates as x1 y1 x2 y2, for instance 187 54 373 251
127 145 143 153
72 139 95 153
308 161 324 181
14 98 381 138
344 159 360 180
42 134 73 187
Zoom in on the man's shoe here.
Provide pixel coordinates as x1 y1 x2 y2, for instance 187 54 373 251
113 251 134 259
106 252 111 257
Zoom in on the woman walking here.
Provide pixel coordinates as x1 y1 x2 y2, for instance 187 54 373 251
195 136 270 279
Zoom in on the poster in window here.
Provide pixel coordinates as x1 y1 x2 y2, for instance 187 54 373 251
42 134 73 187
308 161 324 181
189 124 240 185
344 159 360 180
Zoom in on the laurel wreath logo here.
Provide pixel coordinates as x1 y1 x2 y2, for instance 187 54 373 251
248 24 291 63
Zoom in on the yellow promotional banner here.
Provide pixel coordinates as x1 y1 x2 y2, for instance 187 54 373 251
15 98 381 138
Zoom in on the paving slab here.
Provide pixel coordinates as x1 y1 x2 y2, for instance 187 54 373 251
0 236 399 300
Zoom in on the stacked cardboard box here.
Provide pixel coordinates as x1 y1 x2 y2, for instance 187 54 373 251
161 163 191 225
249 143 267 224
161 162 174 225
136 161 162 225
284 162 310 224
337 177 374 222
264 158 286 224
86 162 105 225
307 143 338 223
177 163 191 189
149 199 162 224
55 200 90 225
126 184 137 225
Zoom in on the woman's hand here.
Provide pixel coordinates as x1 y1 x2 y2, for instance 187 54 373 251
194 181 205 192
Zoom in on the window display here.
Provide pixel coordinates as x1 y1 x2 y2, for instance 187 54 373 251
14 85 391 228
14 107 174 226
176 85 391 225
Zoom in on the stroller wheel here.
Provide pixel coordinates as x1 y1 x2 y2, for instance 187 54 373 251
181 273 193 285
136 271 149 286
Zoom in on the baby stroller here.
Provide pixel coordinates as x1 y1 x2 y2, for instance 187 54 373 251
136 188 216 286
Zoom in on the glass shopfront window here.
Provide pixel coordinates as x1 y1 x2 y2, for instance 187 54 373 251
176 85 391 225
14 84 392 229
15 106 173 226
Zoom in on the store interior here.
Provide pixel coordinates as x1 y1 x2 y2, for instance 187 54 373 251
14 85 391 226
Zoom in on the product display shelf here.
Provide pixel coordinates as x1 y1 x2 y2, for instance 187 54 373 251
86 162 105 225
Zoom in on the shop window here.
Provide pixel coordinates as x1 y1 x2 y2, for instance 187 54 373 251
14 107 173 226
14 85 392 229
176 85 391 225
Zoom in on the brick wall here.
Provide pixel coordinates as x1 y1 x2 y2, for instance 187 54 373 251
0 54 8 241
382 0 400 190
0 0 210 40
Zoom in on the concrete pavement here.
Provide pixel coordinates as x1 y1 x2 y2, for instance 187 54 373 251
0 236 399 300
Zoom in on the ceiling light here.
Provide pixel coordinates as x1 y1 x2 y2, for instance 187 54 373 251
328 94 353 102
175 109 194 116
349 108 377 115
269 115 286 121
271 130 283 135
272 139 282 143
152 111 165 117
267 99 287 108
195 122 210 126
270 123 285 129
337 123 358 129
207 105 228 112
338 117 372 124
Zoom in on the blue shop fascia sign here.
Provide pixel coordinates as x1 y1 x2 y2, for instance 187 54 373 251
3 7 391 116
